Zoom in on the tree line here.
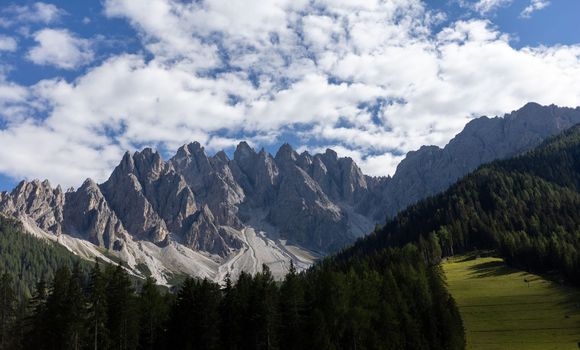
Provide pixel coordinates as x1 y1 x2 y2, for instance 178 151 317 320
0 245 464 350
340 124 580 286
0 216 91 300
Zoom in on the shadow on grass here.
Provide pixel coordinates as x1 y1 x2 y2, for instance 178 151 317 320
456 250 497 263
555 288 580 318
468 260 517 278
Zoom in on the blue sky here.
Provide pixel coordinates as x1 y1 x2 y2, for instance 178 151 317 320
0 0 579 191
432 0 580 47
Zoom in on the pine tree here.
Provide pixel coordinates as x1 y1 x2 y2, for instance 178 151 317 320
23 279 48 350
278 261 304 350
251 264 278 350
87 260 109 350
44 266 72 350
66 263 86 350
138 277 166 350
106 264 138 350
219 273 239 350
0 272 16 350
168 277 221 350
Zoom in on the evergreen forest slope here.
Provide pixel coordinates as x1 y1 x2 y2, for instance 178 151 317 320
339 124 580 286
0 215 90 299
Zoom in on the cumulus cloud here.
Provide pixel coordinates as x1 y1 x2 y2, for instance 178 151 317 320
0 2 65 27
0 77 29 124
0 35 17 52
472 0 513 15
27 29 94 70
0 0 579 187
520 0 550 18
456 0 513 15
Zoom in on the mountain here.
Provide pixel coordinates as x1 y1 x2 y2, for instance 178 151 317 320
379 102 580 219
339 124 580 285
1 103 580 283
0 140 376 283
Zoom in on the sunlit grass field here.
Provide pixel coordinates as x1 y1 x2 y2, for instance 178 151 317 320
443 255 580 350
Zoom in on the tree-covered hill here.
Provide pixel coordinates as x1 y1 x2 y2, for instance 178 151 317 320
339 124 580 285
1 243 465 350
0 215 465 350
0 215 90 299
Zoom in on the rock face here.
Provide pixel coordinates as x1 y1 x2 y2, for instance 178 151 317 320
381 103 580 219
100 151 170 244
182 205 241 255
100 147 238 256
63 179 127 249
2 103 580 275
0 179 64 235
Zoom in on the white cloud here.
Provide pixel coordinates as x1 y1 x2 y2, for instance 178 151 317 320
0 80 29 123
27 29 94 70
0 0 579 188
458 0 513 15
520 0 550 18
0 2 65 27
0 35 17 52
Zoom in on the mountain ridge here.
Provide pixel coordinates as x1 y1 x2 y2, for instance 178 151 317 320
337 122 580 286
2 102 580 283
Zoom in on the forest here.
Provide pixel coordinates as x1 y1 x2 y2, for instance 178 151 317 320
0 215 91 300
341 124 580 285
0 215 464 350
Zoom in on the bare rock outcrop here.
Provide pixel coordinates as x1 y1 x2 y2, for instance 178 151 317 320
64 178 127 249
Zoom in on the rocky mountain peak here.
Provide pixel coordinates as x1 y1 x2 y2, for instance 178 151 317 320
234 141 256 163
380 103 580 220
3 179 64 235
65 178 127 249
323 148 338 162
132 148 164 182
297 151 313 169
213 150 229 163
118 151 136 173
275 143 298 165
187 141 204 153
175 144 190 159
80 178 99 191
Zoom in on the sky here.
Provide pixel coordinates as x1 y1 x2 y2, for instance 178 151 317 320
0 0 579 191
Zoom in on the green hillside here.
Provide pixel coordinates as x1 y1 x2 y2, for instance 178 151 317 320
339 124 580 286
0 215 90 299
444 255 580 350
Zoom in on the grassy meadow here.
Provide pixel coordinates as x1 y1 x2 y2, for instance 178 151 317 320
443 255 580 350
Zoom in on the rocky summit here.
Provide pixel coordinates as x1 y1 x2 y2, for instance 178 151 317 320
2 103 580 284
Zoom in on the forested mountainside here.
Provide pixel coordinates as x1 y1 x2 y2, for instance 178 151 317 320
340 124 580 285
0 190 465 350
0 216 90 299
0 246 464 350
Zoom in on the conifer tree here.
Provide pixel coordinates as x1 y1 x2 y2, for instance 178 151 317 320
44 266 72 350
87 260 109 350
278 261 304 350
219 273 239 350
106 264 138 350
0 272 16 350
23 279 48 350
138 277 166 350
251 264 278 350
66 263 86 350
